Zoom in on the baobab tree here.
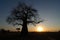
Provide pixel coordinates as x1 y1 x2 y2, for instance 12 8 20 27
6 3 43 36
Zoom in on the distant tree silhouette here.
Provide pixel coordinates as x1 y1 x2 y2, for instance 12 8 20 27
58 31 60 32
0 29 6 33
6 30 10 32
16 28 20 32
6 3 43 36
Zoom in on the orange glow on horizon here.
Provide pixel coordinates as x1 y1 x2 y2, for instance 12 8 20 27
36 26 44 32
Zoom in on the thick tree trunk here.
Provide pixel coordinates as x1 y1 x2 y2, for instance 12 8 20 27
21 18 28 36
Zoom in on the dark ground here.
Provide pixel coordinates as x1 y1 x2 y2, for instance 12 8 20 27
0 31 60 40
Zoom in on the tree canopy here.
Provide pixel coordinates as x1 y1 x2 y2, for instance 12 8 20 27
6 3 43 26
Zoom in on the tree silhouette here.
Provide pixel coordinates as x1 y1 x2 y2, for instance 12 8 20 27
0 29 6 33
16 28 20 32
6 3 43 36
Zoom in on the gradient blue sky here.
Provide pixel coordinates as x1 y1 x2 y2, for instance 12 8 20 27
0 0 60 32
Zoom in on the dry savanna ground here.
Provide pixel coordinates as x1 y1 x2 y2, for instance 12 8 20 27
0 31 60 40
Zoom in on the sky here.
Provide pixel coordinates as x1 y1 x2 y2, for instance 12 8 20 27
0 0 60 32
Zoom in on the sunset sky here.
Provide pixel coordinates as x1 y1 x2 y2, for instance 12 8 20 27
0 0 60 32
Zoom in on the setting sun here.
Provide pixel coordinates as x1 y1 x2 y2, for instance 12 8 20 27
37 27 43 32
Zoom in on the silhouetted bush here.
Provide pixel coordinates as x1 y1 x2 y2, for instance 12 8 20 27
0 29 6 33
58 31 60 32
16 28 20 32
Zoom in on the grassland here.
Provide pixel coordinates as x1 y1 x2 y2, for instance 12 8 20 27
0 31 60 40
